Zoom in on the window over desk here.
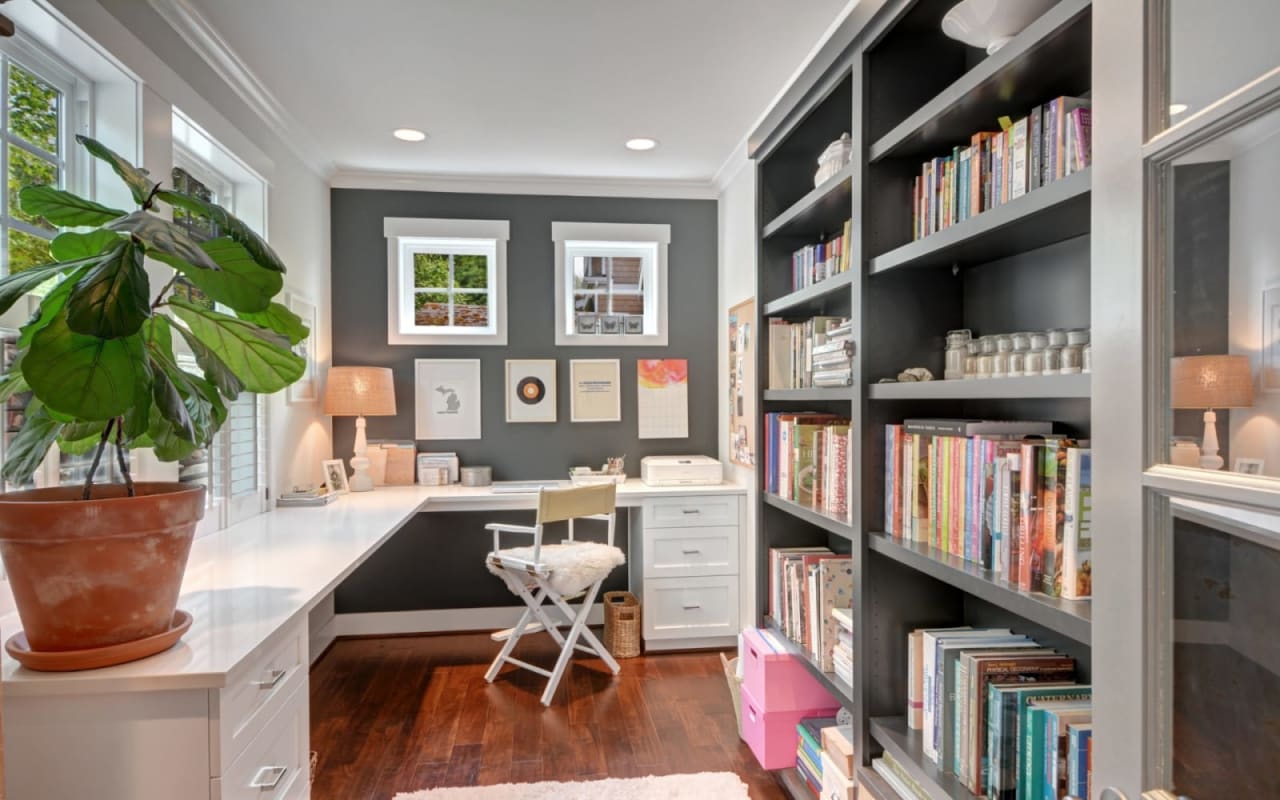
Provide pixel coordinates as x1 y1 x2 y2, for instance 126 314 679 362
552 221 670 346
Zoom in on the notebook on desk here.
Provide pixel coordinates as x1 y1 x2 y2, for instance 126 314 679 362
490 480 567 494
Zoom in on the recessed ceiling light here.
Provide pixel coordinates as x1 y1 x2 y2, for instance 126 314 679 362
1169 103 1188 116
393 128 427 142
625 137 658 151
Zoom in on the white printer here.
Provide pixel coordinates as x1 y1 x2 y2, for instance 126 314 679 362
640 455 723 486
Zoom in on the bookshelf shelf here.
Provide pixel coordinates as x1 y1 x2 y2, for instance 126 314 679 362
762 162 854 239
868 0 1092 164
763 616 855 709
773 767 813 800
869 716 978 800
856 765 900 800
763 387 855 402
867 373 1090 401
868 168 1091 275
867 533 1092 644
763 493 855 541
762 270 854 317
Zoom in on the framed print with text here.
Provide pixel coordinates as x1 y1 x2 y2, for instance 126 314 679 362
569 359 621 422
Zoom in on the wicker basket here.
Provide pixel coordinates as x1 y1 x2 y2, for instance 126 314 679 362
603 591 641 659
721 652 743 739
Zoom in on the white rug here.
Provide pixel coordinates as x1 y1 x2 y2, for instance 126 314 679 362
393 771 751 799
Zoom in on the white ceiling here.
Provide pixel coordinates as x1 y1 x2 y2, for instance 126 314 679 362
144 0 849 184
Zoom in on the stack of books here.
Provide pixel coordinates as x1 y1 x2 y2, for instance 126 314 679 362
790 220 852 291
767 316 853 389
871 752 930 799
276 487 338 507
766 547 852 673
908 626 1091 800
831 607 853 687
764 413 852 521
883 420 1094 599
820 724 855 800
911 95 1091 241
795 716 838 795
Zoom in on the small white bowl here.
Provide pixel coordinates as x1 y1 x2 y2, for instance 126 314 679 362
941 0 1057 54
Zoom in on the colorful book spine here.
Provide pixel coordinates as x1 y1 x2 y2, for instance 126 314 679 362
1062 448 1093 599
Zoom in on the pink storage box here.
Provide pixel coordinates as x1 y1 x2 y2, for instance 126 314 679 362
741 682 839 771
742 626 839 711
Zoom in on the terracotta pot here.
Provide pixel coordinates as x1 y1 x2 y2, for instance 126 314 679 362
0 482 205 652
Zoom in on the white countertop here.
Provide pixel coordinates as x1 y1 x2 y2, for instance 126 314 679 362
0 479 745 697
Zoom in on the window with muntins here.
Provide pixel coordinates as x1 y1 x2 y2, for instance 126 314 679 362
552 222 670 345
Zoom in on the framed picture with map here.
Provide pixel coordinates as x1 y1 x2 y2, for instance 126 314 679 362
414 359 482 439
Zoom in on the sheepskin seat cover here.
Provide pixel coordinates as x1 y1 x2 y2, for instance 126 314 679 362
488 541 625 597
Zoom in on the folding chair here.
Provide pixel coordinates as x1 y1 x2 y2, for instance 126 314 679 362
484 482 625 705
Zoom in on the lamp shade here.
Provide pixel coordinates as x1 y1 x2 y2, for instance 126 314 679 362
1171 354 1254 410
323 366 397 417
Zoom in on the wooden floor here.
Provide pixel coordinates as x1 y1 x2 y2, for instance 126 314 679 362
310 632 789 800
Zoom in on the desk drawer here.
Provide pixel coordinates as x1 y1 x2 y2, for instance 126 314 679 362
645 495 739 528
216 618 307 769
218 681 309 800
642 576 738 639
643 525 738 578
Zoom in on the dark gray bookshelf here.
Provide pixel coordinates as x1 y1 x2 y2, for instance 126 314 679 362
869 716 976 800
773 767 813 800
763 616 855 708
762 270 854 317
762 161 855 239
868 168 1091 275
763 493 855 540
763 387 856 402
867 373 1090 400
856 764 900 800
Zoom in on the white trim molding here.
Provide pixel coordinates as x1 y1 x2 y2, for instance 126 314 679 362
552 221 671 347
332 168 719 200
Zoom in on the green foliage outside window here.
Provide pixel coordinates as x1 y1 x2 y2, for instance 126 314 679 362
5 62 61 275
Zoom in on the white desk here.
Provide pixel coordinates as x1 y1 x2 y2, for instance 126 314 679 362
0 478 747 800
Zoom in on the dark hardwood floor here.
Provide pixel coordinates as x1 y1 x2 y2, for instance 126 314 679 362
309 632 789 799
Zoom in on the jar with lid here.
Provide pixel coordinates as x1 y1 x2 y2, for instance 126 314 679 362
1046 328 1068 347
965 340 980 378
979 334 997 355
1042 345 1063 375
976 353 994 379
1025 332 1049 376
1082 341 1092 373
945 329 972 381
1011 331 1032 353
992 334 1013 378
1009 350 1026 376
1060 329 1089 374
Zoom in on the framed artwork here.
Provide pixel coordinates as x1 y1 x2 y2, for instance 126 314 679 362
569 359 621 422
321 459 349 494
414 359 482 439
505 359 557 423
637 359 689 439
728 297 756 467
1263 287 1280 391
286 292 318 403
1234 457 1265 475
624 316 644 334
600 315 623 335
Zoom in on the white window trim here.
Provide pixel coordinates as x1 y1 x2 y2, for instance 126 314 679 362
552 221 670 346
385 217 509 346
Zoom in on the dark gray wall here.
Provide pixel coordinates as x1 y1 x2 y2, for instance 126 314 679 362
329 188 718 614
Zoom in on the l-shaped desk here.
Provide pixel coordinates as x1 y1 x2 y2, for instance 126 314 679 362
0 479 748 800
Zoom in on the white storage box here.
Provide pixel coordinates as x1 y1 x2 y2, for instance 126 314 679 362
640 455 722 486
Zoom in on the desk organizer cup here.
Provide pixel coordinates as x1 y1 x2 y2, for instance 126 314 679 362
460 466 492 487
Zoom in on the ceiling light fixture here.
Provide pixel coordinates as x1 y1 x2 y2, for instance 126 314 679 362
393 128 427 142
1169 103 1188 116
625 137 658 151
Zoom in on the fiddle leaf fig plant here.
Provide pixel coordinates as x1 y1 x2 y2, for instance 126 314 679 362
0 135 308 497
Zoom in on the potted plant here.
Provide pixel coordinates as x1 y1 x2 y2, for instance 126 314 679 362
0 135 306 663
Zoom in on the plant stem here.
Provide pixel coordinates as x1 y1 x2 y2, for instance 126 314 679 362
82 419 116 501
114 417 134 497
151 274 178 311
142 183 163 211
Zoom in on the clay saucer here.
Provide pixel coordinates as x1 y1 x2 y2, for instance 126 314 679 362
5 610 193 672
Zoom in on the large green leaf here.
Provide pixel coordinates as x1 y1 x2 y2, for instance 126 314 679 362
67 242 151 339
24 311 146 420
149 357 195 443
50 229 125 262
170 299 303 393
76 134 157 206
239 301 308 345
1 402 62 485
17 185 127 227
56 420 109 456
0 370 28 405
172 323 243 400
146 405 200 462
18 274 79 349
106 211 220 271
152 238 281 313
157 189 286 274
0 256 100 318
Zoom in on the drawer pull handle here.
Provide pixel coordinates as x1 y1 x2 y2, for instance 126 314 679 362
250 765 288 789
681 509 700 515
681 548 702 555
255 668 287 689
682 603 702 610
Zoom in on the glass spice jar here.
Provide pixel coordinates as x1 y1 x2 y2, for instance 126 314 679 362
945 329 972 381
965 340 980 378
1042 345 1063 375
1026 332 1049 376
1060 329 1089 374
1009 350 1026 376
1082 341 1092 373
992 334 1013 378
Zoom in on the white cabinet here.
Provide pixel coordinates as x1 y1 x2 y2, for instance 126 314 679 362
632 494 743 650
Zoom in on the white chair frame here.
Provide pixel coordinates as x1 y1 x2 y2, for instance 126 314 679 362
483 485 622 706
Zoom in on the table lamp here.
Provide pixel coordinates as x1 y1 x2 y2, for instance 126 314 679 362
323 366 397 492
1171 354 1254 470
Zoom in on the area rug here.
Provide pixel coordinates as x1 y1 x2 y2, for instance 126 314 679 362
393 771 751 799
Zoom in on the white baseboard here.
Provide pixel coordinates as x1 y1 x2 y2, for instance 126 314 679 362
332 604 605 638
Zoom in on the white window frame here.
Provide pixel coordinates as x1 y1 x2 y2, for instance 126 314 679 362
385 217 509 345
552 221 670 346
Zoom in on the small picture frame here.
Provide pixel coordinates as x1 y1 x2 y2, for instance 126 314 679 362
624 316 645 334
600 314 623 335
1234 457 1265 475
576 314 598 335
321 459 350 494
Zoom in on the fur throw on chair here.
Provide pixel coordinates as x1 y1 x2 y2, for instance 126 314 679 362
488 542 625 597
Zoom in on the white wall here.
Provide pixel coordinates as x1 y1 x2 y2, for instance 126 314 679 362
37 0 333 494
717 158 758 625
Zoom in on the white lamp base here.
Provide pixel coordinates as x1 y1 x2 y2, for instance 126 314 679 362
1199 408 1225 470
349 415 375 492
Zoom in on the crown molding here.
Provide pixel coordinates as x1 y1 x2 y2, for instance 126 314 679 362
145 0 335 178
329 169 720 200
712 133 752 194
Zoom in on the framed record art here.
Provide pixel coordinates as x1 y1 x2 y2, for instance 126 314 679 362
505 359 557 423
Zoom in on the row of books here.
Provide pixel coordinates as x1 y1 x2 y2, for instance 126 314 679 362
765 413 852 522
831 606 853 688
767 316 853 389
907 626 1091 800
883 420 1094 599
765 547 852 673
796 716 854 799
911 95 1092 241
790 219 852 292
870 751 930 800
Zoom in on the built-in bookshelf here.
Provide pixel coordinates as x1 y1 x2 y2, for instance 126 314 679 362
751 1 1094 797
